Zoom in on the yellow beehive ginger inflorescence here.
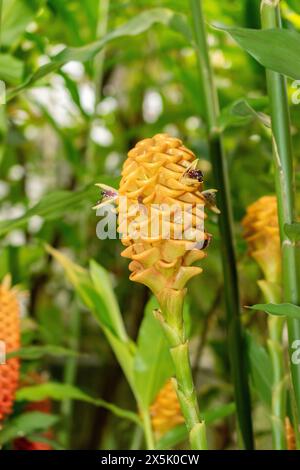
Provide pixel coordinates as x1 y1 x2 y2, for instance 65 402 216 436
0 276 20 423
114 133 216 304
242 196 281 284
150 379 184 436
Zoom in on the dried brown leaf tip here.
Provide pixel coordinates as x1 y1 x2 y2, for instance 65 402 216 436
242 195 280 283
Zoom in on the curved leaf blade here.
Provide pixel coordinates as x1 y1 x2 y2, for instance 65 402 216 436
216 25 300 80
8 9 191 100
16 383 140 425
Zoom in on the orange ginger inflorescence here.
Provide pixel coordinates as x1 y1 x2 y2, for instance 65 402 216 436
242 196 280 283
150 379 184 436
115 133 215 305
0 276 20 423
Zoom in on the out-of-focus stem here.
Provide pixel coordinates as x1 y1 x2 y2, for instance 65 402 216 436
189 0 254 449
260 1 300 436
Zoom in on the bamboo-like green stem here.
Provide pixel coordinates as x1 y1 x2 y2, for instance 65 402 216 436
259 280 286 449
189 0 254 449
156 290 208 450
260 1 300 433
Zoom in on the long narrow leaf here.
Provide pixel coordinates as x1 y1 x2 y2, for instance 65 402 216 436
216 25 300 80
0 412 59 445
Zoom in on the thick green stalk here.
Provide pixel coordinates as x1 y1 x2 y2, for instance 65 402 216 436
189 0 254 449
156 290 208 450
259 280 286 449
260 0 300 429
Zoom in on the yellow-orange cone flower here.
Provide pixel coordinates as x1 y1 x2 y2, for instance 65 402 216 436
0 276 20 423
242 196 280 284
150 379 184 436
285 417 296 451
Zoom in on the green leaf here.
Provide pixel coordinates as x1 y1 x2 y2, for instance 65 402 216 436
0 54 24 85
7 345 80 360
155 424 187 450
16 383 140 425
203 402 236 424
8 8 191 99
133 296 174 409
89 260 128 342
245 332 272 408
215 25 300 80
0 186 93 236
1 0 43 47
249 302 300 320
218 98 270 131
155 402 236 450
284 222 300 242
0 412 59 445
47 0 83 46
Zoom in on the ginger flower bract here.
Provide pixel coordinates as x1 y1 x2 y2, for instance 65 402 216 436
242 196 280 283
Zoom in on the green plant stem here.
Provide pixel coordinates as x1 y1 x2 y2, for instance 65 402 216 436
259 280 286 449
156 290 208 450
260 1 300 434
189 0 254 449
